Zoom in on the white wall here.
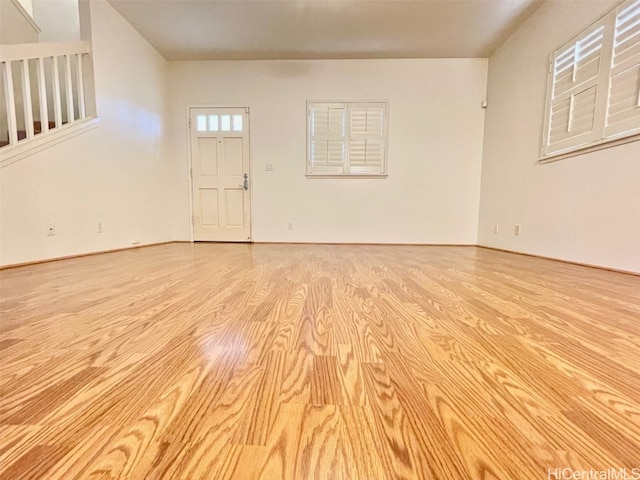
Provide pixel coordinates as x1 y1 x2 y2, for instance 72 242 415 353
0 0 39 44
0 0 172 266
169 59 487 244
16 0 33 16
32 0 80 42
478 0 640 273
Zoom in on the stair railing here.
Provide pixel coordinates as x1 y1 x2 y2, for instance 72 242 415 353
0 41 95 151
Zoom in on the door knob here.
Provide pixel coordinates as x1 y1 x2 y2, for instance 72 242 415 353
241 173 249 190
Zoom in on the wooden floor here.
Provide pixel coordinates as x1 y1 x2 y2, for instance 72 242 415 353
1 243 639 480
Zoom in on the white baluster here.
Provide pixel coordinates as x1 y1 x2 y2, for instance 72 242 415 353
64 54 74 123
22 59 34 139
76 53 86 119
52 56 62 128
36 57 49 134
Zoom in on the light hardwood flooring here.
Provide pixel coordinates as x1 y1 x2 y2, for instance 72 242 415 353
1 243 639 480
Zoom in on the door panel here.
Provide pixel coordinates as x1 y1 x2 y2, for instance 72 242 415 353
190 107 251 242
198 138 218 176
200 189 219 226
225 189 245 227
224 137 243 176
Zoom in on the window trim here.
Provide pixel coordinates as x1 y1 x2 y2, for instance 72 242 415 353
540 0 640 162
539 130 640 163
306 100 389 178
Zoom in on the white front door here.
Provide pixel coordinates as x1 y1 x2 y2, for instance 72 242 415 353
190 107 251 242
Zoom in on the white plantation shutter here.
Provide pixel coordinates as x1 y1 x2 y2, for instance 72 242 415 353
544 23 606 155
542 0 640 159
308 103 347 174
348 104 386 174
605 0 640 137
307 101 388 175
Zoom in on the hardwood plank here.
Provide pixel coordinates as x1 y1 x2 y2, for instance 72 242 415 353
1 444 72 479
257 403 305 480
233 351 284 445
310 355 342 406
293 405 354 479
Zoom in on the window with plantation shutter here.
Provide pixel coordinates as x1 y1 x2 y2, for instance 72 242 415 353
308 103 347 175
606 0 640 137
545 24 605 154
307 101 388 176
542 0 640 160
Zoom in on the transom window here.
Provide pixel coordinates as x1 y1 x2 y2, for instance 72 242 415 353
195 113 243 132
307 101 389 176
542 0 640 159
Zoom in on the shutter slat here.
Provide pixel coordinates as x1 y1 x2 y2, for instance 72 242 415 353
613 0 640 70
556 45 575 63
328 108 345 135
554 71 575 96
350 140 383 167
327 140 345 164
555 54 575 75
618 0 640 22
310 140 345 166
606 65 640 130
576 56 601 83
550 99 571 139
615 24 640 48
310 103 345 138
609 67 640 111
549 86 597 145
350 107 384 138
552 25 604 99
614 40 640 68
616 4 640 32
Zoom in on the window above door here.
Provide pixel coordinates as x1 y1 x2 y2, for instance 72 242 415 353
195 113 244 133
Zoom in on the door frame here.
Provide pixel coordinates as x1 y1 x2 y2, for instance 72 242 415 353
186 105 253 243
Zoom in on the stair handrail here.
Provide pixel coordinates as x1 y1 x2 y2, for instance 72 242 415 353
0 41 89 62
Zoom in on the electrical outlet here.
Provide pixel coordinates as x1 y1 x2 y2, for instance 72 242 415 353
97 222 103 233
288 222 294 230
494 224 499 234
47 223 56 236
266 164 274 171
514 224 521 236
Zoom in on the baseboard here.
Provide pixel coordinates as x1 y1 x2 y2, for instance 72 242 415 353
0 241 175 270
3 241 637 277
252 241 476 247
477 245 640 277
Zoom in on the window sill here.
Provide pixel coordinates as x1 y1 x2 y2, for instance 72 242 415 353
539 132 640 164
306 174 388 179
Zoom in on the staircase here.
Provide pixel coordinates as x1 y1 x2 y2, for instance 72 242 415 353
1 41 97 162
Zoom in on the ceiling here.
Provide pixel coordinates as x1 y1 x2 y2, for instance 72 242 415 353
107 0 542 61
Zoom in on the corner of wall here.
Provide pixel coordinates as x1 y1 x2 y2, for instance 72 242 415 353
477 0 640 273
